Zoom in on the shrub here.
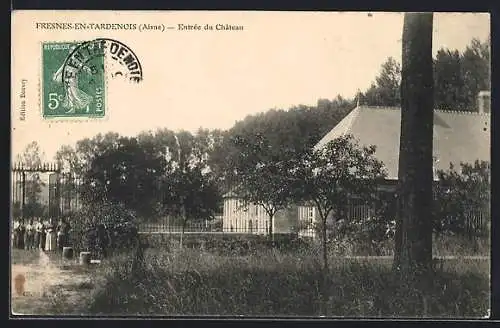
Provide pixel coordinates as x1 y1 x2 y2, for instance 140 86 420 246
434 161 490 238
68 201 140 258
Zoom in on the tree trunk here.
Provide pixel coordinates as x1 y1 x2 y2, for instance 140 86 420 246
180 201 186 248
322 216 328 272
394 13 434 277
268 214 274 243
321 215 329 316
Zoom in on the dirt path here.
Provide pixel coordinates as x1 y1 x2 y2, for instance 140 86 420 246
11 250 103 315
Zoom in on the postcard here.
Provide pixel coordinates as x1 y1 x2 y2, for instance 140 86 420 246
11 11 490 318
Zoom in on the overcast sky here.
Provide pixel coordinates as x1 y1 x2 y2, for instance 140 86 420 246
12 11 490 161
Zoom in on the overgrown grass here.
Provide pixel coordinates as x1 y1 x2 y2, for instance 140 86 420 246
142 232 490 257
87 246 490 317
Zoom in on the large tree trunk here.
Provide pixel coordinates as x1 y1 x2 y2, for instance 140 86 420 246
394 13 434 276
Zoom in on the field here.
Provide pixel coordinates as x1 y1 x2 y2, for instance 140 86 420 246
11 234 490 318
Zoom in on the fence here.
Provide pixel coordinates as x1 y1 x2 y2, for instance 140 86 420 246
10 162 489 239
11 162 84 220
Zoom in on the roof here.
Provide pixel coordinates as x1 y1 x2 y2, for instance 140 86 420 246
315 106 490 180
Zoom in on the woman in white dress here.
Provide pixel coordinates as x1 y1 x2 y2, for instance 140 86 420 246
45 219 56 251
52 46 94 113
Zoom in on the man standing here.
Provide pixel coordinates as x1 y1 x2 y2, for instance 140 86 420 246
24 219 34 250
35 218 45 250
33 217 40 250
57 218 71 252
13 218 20 249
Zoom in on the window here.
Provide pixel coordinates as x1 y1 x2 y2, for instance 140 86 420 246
308 207 315 225
254 205 259 216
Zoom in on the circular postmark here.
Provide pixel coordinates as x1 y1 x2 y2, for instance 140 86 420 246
57 38 143 115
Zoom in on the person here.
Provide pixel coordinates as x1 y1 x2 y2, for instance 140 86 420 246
52 45 94 113
25 219 34 250
56 218 71 252
33 217 40 250
45 218 56 252
56 219 63 252
18 219 25 250
96 223 109 259
13 218 20 249
35 218 45 250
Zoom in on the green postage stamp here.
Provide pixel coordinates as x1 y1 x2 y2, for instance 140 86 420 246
42 41 106 119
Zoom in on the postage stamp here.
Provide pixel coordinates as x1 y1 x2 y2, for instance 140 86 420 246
42 41 106 118
41 39 143 119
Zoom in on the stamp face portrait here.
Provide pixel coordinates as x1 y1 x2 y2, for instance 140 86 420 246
42 41 106 119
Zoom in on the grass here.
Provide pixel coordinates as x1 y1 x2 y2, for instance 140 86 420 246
141 232 490 257
87 246 490 317
11 248 41 265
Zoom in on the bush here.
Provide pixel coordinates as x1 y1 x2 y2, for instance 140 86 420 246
434 161 490 238
69 201 140 258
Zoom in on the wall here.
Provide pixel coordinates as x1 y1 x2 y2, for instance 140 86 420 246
222 197 298 234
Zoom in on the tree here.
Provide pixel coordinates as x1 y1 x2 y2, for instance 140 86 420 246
158 130 222 247
434 160 490 239
217 98 353 194
82 136 166 218
160 165 221 245
362 57 401 106
433 49 467 111
232 133 297 240
394 13 434 276
15 141 47 217
294 134 386 271
460 38 490 111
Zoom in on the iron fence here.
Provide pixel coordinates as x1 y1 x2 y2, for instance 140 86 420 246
10 162 489 239
11 163 83 220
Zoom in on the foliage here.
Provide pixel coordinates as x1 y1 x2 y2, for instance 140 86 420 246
333 190 397 246
434 160 490 238
293 134 387 270
156 130 223 239
360 37 490 111
14 141 47 218
87 247 489 317
215 98 354 191
160 165 222 226
231 133 297 238
81 136 166 218
360 57 401 107
69 201 139 257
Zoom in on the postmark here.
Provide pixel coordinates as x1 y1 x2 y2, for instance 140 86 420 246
41 38 143 119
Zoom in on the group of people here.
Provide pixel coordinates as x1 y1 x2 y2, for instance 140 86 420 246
12 217 71 252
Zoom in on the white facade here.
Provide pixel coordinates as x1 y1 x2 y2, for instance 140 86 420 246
222 196 276 234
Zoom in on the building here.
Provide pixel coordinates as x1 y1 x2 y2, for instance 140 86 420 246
298 92 491 238
222 92 490 238
222 190 297 234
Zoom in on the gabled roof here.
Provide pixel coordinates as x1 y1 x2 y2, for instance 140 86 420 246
315 106 490 180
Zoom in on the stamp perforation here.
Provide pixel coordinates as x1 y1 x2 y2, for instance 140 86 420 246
39 40 111 123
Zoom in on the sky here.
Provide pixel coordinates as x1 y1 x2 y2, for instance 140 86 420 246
12 11 490 161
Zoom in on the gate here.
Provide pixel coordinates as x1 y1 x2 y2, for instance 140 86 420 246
11 162 83 220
